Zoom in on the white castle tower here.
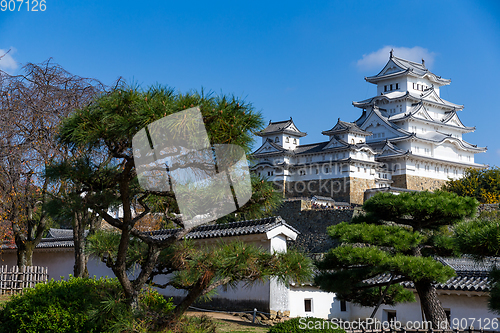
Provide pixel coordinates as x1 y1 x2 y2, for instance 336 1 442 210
252 51 486 204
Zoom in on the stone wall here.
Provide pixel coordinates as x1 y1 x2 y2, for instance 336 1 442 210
392 174 446 191
282 177 374 204
282 178 351 203
273 200 358 253
349 178 375 204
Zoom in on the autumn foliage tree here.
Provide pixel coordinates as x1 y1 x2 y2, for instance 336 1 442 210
0 60 104 267
442 167 500 204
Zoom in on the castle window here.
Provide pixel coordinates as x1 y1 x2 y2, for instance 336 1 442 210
304 299 312 312
390 84 393 90
351 139 355 144
275 137 279 143
417 84 420 90
325 167 329 173
340 300 347 312
413 83 416 89
286 137 289 143
384 85 388 92
293 138 297 144
316 169 319 174
396 83 399 90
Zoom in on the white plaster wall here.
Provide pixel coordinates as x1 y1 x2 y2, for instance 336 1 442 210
342 293 496 326
153 275 271 304
0 249 116 281
270 235 287 253
434 144 458 160
289 286 337 319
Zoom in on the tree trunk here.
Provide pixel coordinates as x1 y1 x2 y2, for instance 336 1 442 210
170 278 210 321
73 213 89 278
16 241 35 268
414 280 448 329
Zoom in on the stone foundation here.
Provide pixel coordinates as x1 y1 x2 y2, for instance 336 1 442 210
392 175 447 191
349 178 376 204
280 177 374 204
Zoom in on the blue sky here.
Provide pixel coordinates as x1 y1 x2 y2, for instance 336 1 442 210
1 1 499 166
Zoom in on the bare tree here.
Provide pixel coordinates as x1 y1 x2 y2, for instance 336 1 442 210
0 59 105 268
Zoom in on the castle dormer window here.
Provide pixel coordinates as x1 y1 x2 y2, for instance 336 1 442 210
293 138 297 144
286 137 289 143
275 137 279 143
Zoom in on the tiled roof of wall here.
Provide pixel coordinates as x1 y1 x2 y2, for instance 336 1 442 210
1 217 297 250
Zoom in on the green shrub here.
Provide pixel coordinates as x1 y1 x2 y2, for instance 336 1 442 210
268 317 345 333
0 276 174 333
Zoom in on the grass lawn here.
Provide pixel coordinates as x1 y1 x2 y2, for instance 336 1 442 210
0 294 11 307
213 317 269 333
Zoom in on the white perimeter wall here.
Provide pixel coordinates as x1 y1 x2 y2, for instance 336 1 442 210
289 285 337 318
0 249 115 281
341 292 496 325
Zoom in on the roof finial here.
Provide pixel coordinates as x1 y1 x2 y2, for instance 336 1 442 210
390 49 394 58
422 58 425 66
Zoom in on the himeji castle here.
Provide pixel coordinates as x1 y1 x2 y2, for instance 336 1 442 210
251 51 486 204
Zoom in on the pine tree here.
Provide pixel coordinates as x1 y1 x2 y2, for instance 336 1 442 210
454 218 500 313
48 84 312 321
315 191 477 327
